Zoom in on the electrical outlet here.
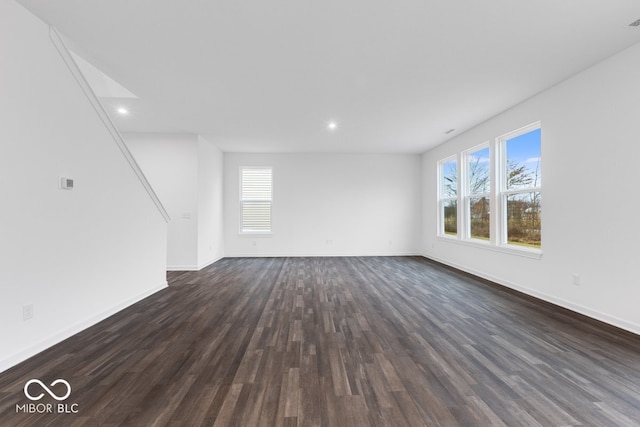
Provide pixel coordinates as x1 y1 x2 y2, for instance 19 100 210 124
572 274 581 286
23 304 33 321
59 177 74 190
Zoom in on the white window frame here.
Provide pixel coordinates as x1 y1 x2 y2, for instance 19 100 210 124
496 122 541 251
463 143 492 244
239 166 273 235
437 121 541 258
437 155 458 238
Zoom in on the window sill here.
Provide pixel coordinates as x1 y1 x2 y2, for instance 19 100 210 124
437 235 542 260
239 232 273 237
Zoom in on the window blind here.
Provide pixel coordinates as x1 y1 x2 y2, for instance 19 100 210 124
240 167 272 232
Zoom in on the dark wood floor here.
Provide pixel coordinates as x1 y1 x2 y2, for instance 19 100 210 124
2 257 640 426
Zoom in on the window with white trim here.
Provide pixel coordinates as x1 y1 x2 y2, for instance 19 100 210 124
438 156 458 236
499 125 541 248
437 122 541 253
465 144 491 241
240 167 272 233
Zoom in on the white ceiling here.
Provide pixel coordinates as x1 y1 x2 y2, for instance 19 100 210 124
18 0 640 153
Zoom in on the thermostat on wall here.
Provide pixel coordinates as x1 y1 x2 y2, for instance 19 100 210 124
60 177 74 190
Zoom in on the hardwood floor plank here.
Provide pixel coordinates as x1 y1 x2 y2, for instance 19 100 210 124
212 383 242 427
2 256 640 426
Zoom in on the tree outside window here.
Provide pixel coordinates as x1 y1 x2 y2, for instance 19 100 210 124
503 128 541 248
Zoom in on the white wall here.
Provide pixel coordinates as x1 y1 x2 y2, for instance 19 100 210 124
197 136 225 268
0 1 168 372
422 41 640 334
124 133 224 270
125 133 199 269
224 153 422 256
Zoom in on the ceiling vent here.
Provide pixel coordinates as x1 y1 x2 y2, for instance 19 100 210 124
629 18 640 27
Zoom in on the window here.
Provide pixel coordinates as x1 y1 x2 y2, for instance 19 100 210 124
240 167 272 233
500 125 541 248
465 145 490 241
438 122 541 254
438 157 458 236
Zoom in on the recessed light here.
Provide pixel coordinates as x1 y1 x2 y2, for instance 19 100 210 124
117 107 129 115
328 121 338 130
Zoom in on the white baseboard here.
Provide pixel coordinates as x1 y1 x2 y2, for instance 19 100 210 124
167 265 200 271
0 282 168 374
167 256 224 272
421 253 640 336
225 252 421 258
198 256 224 270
